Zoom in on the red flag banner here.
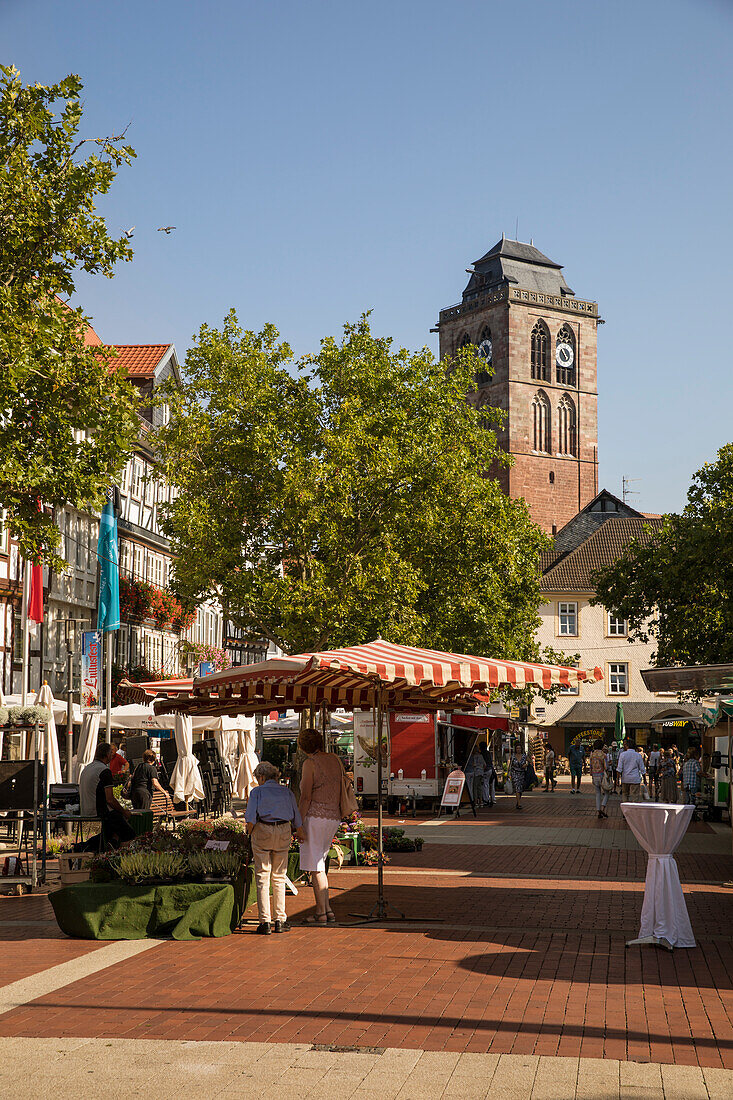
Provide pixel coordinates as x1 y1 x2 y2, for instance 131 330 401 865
28 561 43 623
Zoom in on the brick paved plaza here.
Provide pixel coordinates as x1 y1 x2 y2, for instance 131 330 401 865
2 778 733 1098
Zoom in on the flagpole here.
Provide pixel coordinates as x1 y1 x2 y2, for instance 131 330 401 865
21 560 30 706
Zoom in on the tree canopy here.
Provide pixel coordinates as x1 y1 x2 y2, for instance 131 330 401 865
0 66 139 565
592 443 733 667
156 310 551 662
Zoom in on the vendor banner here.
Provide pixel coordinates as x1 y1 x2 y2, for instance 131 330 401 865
81 630 103 712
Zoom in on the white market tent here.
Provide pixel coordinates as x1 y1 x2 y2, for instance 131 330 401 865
107 702 253 735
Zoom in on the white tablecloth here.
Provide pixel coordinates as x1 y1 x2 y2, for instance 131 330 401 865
621 802 696 949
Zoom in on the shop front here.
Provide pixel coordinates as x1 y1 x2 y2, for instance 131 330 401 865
554 702 703 754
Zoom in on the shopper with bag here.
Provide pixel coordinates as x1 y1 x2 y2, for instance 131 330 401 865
298 726 353 924
590 738 611 819
245 761 304 935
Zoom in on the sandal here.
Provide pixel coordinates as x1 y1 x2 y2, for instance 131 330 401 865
325 910 336 922
305 912 328 924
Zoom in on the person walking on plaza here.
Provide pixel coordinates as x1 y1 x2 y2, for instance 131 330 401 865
616 738 646 803
298 726 346 924
544 743 556 791
648 744 661 801
590 738 611 819
245 761 304 935
659 748 678 803
467 745 486 808
510 741 528 810
482 748 497 807
568 740 584 793
682 748 702 806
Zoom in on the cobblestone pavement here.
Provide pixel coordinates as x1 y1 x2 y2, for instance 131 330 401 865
1 778 732 1096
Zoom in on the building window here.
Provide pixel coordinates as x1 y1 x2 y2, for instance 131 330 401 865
131 461 144 499
531 320 550 381
532 390 551 453
555 323 576 386
133 544 145 581
608 613 628 636
120 461 130 493
558 393 577 456
558 601 578 636
609 662 628 695
0 510 8 555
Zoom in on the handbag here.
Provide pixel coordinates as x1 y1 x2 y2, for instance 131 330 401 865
601 773 614 794
339 766 358 819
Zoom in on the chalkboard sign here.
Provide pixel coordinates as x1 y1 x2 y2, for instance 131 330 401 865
0 761 45 810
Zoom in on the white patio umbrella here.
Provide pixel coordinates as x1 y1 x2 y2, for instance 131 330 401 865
35 683 62 786
234 723 259 799
171 712 204 804
214 727 237 782
73 712 101 782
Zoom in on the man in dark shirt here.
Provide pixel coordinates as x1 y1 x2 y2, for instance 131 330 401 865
96 758 135 848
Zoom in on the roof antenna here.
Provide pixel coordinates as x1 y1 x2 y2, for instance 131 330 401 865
530 237 534 246
622 476 640 504
515 217 519 240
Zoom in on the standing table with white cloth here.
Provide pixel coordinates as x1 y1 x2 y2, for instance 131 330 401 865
621 802 696 950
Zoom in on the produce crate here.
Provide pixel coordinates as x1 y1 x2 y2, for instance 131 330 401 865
58 852 95 885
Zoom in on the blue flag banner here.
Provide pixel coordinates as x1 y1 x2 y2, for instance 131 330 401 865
97 498 120 632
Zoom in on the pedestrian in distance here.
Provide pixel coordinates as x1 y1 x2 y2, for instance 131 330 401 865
616 738 646 803
682 748 702 806
659 749 678 803
510 742 528 811
590 738 611 818
245 760 305 935
482 748 497 807
467 745 486 808
544 744 556 790
298 726 346 924
568 740 584 793
648 744 661 801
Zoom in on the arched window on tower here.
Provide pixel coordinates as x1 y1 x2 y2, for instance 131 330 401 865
475 326 492 385
532 390 551 453
556 324 576 386
457 332 471 351
558 393 577 456
531 320 550 381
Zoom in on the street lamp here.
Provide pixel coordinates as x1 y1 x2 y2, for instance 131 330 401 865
61 617 89 782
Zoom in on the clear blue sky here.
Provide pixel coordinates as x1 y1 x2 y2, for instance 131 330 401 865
4 0 732 514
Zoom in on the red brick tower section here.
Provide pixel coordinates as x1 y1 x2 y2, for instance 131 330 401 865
436 239 601 534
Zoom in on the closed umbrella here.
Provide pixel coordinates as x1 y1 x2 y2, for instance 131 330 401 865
234 724 259 799
213 727 236 782
170 713 204 804
73 712 101 782
615 701 626 746
35 683 62 786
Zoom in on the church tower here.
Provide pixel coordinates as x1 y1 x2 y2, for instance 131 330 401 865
435 238 600 534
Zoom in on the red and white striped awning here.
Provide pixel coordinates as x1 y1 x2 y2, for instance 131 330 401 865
152 640 602 718
117 677 194 704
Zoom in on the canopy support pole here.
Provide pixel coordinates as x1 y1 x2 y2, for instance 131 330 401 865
350 686 405 923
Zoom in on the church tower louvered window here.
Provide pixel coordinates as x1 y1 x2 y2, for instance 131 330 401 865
558 393 577 456
532 390 551 453
531 320 550 381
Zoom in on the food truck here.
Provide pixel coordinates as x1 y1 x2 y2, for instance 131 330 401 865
353 706 511 810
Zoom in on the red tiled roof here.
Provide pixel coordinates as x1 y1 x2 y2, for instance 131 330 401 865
84 323 102 346
540 517 664 593
110 344 172 377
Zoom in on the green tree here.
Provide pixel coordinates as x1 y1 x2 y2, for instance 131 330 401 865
0 66 139 565
157 311 551 663
592 444 733 667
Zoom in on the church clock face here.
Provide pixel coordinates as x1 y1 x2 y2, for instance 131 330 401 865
478 337 493 363
556 342 574 368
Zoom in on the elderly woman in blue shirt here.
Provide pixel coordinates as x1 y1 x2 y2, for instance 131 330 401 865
245 761 304 935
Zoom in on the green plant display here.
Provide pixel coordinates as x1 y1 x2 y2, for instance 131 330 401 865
0 707 8 727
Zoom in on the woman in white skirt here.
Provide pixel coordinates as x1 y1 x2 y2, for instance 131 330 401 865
298 727 344 924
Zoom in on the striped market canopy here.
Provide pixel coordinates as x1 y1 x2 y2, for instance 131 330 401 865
118 677 194 704
152 639 602 718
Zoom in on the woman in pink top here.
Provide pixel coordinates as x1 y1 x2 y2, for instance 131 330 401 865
298 727 344 924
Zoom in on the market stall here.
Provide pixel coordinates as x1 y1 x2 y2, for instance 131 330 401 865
153 639 602 919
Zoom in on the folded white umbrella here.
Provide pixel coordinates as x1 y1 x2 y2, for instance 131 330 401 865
171 713 204 803
234 723 259 799
73 712 101 782
35 683 62 786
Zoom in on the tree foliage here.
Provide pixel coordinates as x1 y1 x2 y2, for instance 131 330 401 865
592 444 733 667
0 66 139 564
157 311 551 663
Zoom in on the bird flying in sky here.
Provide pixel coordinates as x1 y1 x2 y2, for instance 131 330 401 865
125 226 135 239
157 226 176 234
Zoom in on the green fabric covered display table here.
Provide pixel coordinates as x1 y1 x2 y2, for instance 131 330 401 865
50 881 236 940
